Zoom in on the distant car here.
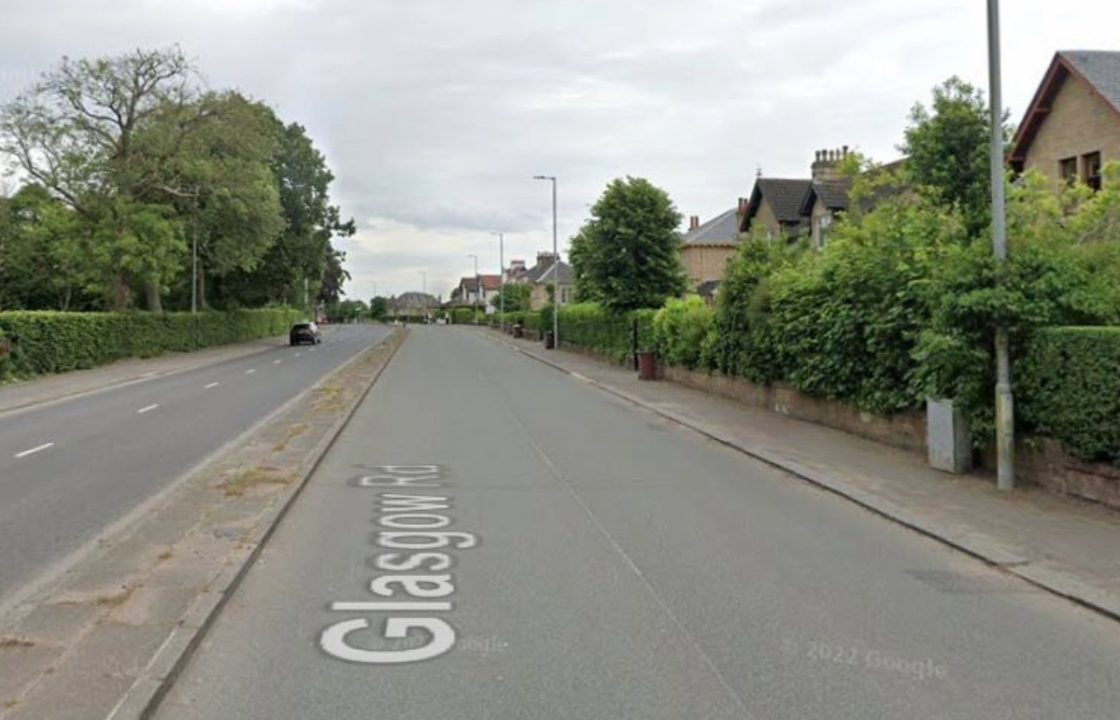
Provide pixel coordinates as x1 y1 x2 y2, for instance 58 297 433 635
289 322 322 346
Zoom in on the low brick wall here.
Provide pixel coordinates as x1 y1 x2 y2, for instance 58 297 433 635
662 365 928 454
1014 438 1120 509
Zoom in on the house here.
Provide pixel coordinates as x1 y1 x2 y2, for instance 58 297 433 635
742 147 855 247
680 199 747 291
1010 50 1120 189
517 251 573 310
390 292 439 317
456 274 502 313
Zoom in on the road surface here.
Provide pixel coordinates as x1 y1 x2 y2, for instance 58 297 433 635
0 325 390 606
156 326 1120 719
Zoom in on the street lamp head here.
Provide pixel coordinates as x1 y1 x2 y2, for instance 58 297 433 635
533 175 555 181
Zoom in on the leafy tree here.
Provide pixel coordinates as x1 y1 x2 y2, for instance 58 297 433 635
318 245 350 306
491 283 531 312
0 47 198 310
570 177 686 312
369 296 390 321
901 76 1010 236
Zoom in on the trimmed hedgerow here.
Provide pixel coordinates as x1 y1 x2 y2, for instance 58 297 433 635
1018 327 1120 465
556 302 655 364
0 308 303 379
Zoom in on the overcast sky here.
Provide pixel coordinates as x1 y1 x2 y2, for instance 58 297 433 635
3 0 1120 299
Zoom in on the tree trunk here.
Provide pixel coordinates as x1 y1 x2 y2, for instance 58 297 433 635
145 279 163 313
113 274 131 311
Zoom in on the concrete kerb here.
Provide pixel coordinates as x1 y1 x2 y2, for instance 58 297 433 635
484 332 1120 625
105 327 409 720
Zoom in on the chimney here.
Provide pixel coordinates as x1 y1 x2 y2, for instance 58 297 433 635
536 251 557 270
811 146 847 182
737 197 749 220
688 215 700 232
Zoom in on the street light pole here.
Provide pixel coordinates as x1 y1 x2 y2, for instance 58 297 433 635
190 223 198 315
492 232 505 328
467 254 479 325
988 0 1015 490
533 175 558 349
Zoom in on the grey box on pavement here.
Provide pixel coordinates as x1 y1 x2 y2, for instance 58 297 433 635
927 398 972 474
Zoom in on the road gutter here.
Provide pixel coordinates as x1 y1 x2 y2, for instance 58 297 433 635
486 332 1120 625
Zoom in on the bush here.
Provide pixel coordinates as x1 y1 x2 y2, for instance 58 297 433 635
522 312 542 332
0 308 303 379
557 302 655 364
654 296 716 370
451 308 479 325
1018 327 1120 465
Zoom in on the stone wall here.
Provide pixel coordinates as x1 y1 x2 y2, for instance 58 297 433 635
1004 439 1120 510
662 365 927 453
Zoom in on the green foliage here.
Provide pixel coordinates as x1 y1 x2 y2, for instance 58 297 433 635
327 299 368 323
369 296 390 321
1018 328 1120 465
522 312 542 332
492 283 531 312
569 177 687 311
0 308 302 379
901 76 1009 235
556 302 655 364
653 296 715 370
450 308 485 325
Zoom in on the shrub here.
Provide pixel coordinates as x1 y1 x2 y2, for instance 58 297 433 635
653 296 715 370
1018 327 1120 465
557 302 655 364
522 312 542 332
451 308 477 325
0 308 303 379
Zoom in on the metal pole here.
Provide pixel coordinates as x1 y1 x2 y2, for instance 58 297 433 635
191 223 198 314
468 254 479 325
493 232 505 328
988 0 1015 490
552 177 558 349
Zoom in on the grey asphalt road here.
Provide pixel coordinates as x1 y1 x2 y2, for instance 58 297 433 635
0 324 390 605
156 327 1120 720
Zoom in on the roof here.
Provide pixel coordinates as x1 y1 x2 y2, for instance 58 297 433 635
800 178 854 215
535 261 573 285
1010 50 1120 169
743 178 812 232
460 275 502 292
682 208 742 247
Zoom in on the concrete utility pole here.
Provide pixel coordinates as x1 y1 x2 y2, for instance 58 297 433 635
190 223 198 314
988 0 1015 490
467 254 479 324
492 232 505 326
533 175 559 348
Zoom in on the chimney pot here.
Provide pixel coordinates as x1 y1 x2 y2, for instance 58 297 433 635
689 215 700 231
842 144 849 157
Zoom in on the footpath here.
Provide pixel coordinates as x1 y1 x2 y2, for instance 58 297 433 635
0 333 296 416
488 330 1120 621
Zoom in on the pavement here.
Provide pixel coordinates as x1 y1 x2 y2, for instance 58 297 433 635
151 326 1120 720
0 324 390 613
491 328 1120 622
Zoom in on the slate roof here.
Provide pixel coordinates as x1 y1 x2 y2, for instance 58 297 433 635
743 179 813 233
1011 50 1120 169
1062 50 1120 113
535 261 573 285
682 208 741 247
800 178 854 215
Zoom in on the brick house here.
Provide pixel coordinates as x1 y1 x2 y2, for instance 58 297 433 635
1009 50 1120 189
679 199 748 293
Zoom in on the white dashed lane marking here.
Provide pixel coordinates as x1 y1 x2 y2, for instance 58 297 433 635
14 443 54 459
137 404 159 415
204 382 220 389
245 369 256 375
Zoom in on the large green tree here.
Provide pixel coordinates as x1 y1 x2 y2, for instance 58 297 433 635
0 48 197 310
569 176 686 312
901 76 1010 236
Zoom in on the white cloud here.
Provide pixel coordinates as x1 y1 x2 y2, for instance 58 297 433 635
3 0 1120 296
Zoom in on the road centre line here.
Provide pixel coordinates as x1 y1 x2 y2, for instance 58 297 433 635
274 359 282 364
245 369 256 375
137 404 159 415
14 442 54 459
204 382 220 389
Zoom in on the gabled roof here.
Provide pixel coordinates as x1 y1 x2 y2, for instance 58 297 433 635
682 208 742 247
1010 50 1120 170
535 261 573 285
459 275 502 292
800 179 854 215
743 178 812 232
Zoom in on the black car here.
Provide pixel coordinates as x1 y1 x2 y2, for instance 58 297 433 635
289 322 322 346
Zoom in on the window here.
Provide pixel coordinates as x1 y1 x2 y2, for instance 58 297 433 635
817 213 833 250
1059 157 1078 185
1082 151 1102 191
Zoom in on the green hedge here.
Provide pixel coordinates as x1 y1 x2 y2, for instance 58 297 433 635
450 308 486 325
0 308 303 379
653 296 716 370
556 302 656 364
1018 327 1120 465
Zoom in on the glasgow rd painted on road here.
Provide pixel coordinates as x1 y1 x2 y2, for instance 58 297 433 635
321 464 479 664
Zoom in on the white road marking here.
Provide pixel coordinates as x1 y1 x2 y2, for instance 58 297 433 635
273 359 282 364
245 368 256 375
14 442 54 459
137 404 159 415
204 382 220 389
294 352 302 357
